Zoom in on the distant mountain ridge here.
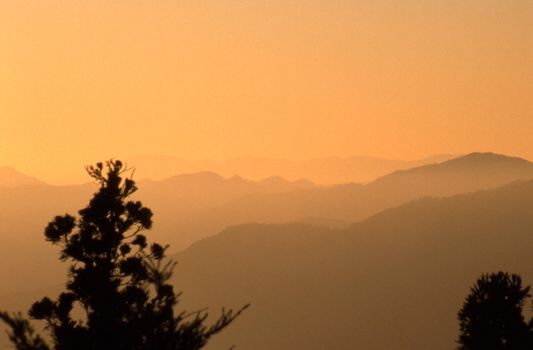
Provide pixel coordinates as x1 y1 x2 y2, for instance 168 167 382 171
143 171 314 192
375 152 533 184
136 171 315 212
181 152 533 245
2 152 532 252
0 167 46 187
127 153 457 185
364 151 533 199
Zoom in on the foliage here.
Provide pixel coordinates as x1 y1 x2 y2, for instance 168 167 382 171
457 271 533 350
1 160 248 350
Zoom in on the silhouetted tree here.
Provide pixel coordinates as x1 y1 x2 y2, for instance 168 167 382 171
1 160 248 350
457 271 532 350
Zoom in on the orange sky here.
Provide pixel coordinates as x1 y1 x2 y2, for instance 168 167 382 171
0 0 531 183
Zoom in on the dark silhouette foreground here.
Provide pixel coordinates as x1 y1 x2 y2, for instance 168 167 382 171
457 272 533 350
0 160 248 350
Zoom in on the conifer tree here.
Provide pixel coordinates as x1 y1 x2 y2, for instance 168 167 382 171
1 160 248 350
457 272 532 350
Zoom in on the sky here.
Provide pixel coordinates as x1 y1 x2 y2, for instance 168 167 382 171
0 0 532 183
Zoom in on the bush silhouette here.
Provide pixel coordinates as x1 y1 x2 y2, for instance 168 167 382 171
0 160 248 350
457 271 532 350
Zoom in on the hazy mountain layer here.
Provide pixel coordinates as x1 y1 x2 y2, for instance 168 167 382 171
127 154 456 185
172 179 533 350
2 153 533 259
163 152 533 248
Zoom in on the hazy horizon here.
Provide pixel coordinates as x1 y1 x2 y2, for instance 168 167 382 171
0 152 464 185
1 150 532 186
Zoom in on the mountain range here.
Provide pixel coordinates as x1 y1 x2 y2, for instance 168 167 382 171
172 179 533 350
147 152 533 249
2 152 533 349
2 152 533 256
126 154 456 185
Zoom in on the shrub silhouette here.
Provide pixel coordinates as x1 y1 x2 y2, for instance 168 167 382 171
0 160 248 350
457 271 532 350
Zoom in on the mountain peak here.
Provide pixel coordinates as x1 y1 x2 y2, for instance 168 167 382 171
0 167 45 187
367 152 533 200
449 152 531 165
378 152 532 179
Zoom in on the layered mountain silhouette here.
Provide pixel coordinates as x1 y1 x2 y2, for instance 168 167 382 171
1 152 533 254
369 152 533 197
127 154 456 185
172 179 533 350
2 152 533 350
157 152 533 248
139 171 314 209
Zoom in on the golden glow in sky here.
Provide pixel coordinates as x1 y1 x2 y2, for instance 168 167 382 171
0 0 531 182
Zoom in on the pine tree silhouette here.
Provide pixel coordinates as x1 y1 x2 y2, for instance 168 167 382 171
457 271 532 350
1 160 248 350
